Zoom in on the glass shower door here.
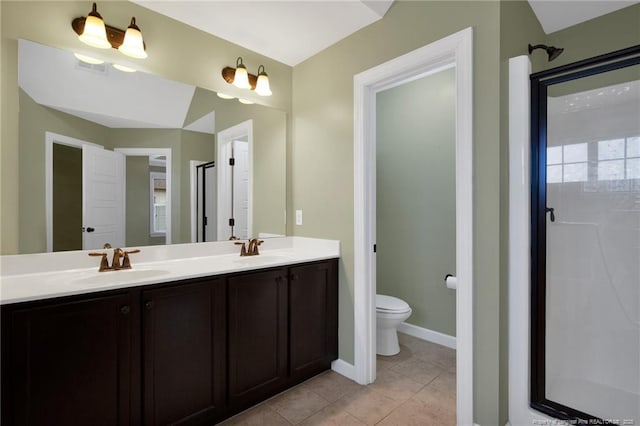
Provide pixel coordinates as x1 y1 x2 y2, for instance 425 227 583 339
531 49 640 423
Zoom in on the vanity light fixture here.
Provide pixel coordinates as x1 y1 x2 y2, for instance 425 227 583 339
221 57 272 96
72 3 148 59
238 98 254 105
217 92 235 100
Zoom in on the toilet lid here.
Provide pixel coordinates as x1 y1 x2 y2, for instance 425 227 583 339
376 294 410 312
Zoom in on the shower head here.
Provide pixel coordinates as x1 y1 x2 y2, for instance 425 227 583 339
528 44 564 62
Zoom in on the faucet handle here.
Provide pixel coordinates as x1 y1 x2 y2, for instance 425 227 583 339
88 252 110 272
121 249 140 269
234 241 247 256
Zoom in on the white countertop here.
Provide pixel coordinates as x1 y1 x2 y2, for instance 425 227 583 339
0 237 340 305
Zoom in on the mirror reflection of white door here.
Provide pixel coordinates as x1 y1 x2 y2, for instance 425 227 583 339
232 140 249 239
82 145 125 250
217 120 253 240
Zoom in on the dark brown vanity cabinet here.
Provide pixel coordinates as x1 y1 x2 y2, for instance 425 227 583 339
1 292 134 426
289 261 338 381
142 278 226 425
1 259 338 426
227 268 288 411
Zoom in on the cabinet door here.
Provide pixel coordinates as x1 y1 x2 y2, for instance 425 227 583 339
227 268 287 409
289 260 338 381
142 279 225 426
6 293 132 426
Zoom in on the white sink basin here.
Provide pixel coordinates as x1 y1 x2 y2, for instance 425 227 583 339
69 269 171 286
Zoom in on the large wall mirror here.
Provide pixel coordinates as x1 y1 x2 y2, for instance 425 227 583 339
17 39 286 254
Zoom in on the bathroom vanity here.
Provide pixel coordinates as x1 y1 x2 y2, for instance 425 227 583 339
0 237 339 425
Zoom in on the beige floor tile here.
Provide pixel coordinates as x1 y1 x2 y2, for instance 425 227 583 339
220 403 291 426
267 386 331 424
390 357 444 385
414 370 456 413
376 396 456 426
300 371 363 402
335 388 401 425
367 368 424 402
298 401 366 426
407 338 456 370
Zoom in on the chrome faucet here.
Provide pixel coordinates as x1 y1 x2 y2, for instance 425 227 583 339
88 246 140 272
235 238 264 256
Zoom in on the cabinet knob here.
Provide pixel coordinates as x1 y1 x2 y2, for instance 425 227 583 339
120 305 130 314
145 301 154 310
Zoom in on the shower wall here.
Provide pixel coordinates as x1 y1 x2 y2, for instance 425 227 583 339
545 81 640 420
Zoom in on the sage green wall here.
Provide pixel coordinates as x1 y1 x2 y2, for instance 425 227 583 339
291 2 502 424
52 143 82 251
126 156 152 247
1 0 292 255
376 69 456 337
18 89 109 253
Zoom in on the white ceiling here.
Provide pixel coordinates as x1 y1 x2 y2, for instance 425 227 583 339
528 0 638 34
132 0 394 66
132 0 638 66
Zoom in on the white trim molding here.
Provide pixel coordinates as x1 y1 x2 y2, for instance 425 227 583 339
45 132 104 252
507 55 554 425
331 359 357 382
353 27 474 425
114 148 173 245
398 323 456 350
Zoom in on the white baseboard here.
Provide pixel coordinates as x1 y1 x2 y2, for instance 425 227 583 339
331 359 356 381
398 322 457 349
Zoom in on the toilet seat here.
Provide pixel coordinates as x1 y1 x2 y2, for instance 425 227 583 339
376 294 411 314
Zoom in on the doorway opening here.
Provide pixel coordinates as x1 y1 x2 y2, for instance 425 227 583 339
353 27 474 424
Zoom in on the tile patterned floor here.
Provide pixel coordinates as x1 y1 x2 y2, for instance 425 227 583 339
219 333 456 425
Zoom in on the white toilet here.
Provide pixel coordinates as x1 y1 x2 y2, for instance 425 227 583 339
376 294 412 356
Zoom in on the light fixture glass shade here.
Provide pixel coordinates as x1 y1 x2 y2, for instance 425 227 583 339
118 18 147 59
74 53 104 65
217 92 235 99
233 58 251 89
255 65 272 96
78 6 111 49
238 98 254 105
112 63 136 73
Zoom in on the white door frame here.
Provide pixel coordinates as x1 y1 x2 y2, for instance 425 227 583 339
353 27 474 424
45 131 103 252
217 120 253 240
114 148 172 245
